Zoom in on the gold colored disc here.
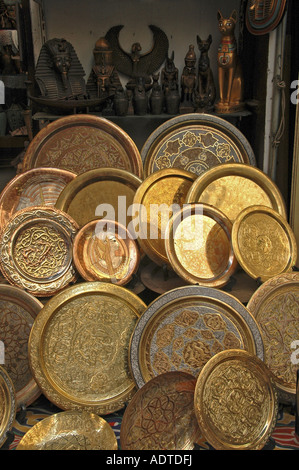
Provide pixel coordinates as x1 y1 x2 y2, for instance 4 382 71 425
194 349 278 450
0 366 16 448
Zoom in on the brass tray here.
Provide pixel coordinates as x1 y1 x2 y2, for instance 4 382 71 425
186 163 287 223
133 168 197 266
0 207 79 297
232 205 297 282
247 272 299 404
22 114 143 178
165 203 238 288
0 366 16 448
129 285 264 389
0 285 43 409
73 219 140 285
194 349 278 450
0 168 76 231
28 282 146 415
142 113 256 178
55 168 142 229
16 410 118 450
120 371 201 450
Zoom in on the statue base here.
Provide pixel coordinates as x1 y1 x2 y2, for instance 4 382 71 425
179 103 195 114
215 101 245 114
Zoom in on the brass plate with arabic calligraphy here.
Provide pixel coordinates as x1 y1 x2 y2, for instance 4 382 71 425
0 285 43 409
232 206 297 282
28 282 146 415
0 366 16 448
247 272 299 404
0 207 79 297
142 113 256 178
16 410 118 450
165 203 238 288
194 349 278 450
120 371 201 450
129 285 264 389
22 114 143 178
186 163 287 223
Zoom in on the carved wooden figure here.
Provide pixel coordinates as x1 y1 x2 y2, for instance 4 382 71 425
194 35 216 111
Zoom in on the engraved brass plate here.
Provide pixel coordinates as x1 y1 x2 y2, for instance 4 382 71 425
142 113 256 178
133 168 197 266
28 282 146 415
129 285 264 389
55 168 142 229
194 349 278 450
247 272 299 403
120 371 201 450
16 410 118 450
186 163 287 223
22 114 143 178
246 0 287 36
73 219 140 285
232 206 297 282
0 168 76 231
165 203 238 287
0 207 79 297
0 285 43 409
0 366 16 448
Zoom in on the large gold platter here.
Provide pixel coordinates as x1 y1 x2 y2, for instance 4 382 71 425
0 168 76 231
165 203 238 287
247 272 299 404
132 168 197 266
120 371 201 450
142 113 256 178
0 285 43 409
28 282 146 415
186 163 287 223
129 285 264 389
0 366 16 448
55 168 142 229
194 349 278 450
21 114 143 178
0 207 79 297
16 410 118 450
232 205 297 282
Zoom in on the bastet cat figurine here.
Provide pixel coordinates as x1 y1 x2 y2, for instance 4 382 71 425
194 34 216 111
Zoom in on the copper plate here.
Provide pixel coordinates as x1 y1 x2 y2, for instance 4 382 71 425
247 272 299 404
0 206 79 297
73 219 140 285
165 203 238 288
194 349 278 450
55 168 142 229
120 371 201 450
0 285 43 409
246 0 287 36
142 113 256 178
22 114 143 178
232 205 297 282
0 168 76 231
132 168 197 266
186 163 287 223
16 410 118 450
28 282 146 415
129 285 264 389
0 366 16 448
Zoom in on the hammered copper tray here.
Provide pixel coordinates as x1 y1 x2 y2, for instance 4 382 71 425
0 366 16 448
129 285 264 389
165 203 238 288
142 113 256 178
186 163 287 223
28 282 146 415
0 285 43 409
55 168 142 229
0 207 79 297
120 371 201 450
133 168 197 266
194 349 278 450
247 272 299 404
73 219 140 285
21 114 143 178
232 205 297 282
16 410 118 450
0 168 76 231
